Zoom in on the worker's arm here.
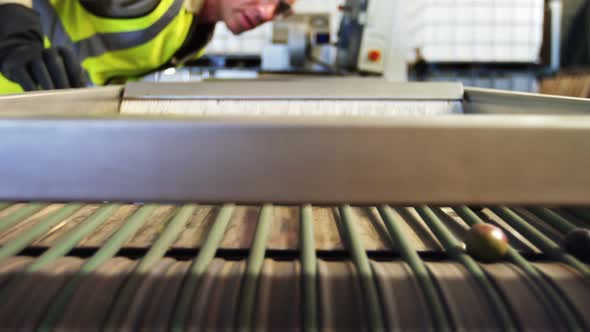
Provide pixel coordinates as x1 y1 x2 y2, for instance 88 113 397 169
0 1 85 91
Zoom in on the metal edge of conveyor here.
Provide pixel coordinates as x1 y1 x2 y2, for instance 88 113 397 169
463 87 590 115
122 81 465 100
0 86 123 115
0 114 589 205
2 83 588 116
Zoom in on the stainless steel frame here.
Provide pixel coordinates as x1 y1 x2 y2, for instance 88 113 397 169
464 87 590 115
0 86 122 115
0 114 588 204
123 81 464 100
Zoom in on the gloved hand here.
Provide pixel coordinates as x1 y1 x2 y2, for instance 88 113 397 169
0 4 86 91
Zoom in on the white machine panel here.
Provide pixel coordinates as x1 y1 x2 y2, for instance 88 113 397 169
356 0 396 74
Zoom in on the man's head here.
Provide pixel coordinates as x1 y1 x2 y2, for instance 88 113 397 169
199 0 296 34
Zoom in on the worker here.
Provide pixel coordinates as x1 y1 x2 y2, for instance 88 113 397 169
0 0 295 94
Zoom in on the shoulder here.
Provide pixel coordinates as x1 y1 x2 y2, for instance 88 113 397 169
78 0 161 18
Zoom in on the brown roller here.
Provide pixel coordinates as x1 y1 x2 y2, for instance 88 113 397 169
481 263 565 331
32 205 101 247
371 260 434 331
219 206 259 250
254 259 301 331
0 204 26 219
0 204 64 245
394 208 444 252
184 258 225 329
267 207 300 250
318 260 368 332
118 257 177 330
76 205 139 248
219 260 247 330
123 206 177 249
360 207 395 251
533 262 590 328
55 257 137 332
136 260 191 329
0 257 83 331
0 256 34 289
426 262 499 330
313 207 345 251
349 207 392 251
186 259 245 330
512 208 565 244
172 205 217 249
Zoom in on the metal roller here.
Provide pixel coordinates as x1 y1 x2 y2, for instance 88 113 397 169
481 263 565 331
55 257 136 331
427 262 499 330
318 260 369 331
183 258 228 330
254 260 301 331
371 261 435 331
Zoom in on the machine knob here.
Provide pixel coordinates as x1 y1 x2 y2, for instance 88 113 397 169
368 49 381 62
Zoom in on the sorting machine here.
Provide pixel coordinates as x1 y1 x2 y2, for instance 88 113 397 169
0 79 588 331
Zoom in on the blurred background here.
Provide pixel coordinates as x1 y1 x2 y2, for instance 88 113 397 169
143 0 590 98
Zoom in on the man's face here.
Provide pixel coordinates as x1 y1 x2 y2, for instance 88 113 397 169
219 0 295 34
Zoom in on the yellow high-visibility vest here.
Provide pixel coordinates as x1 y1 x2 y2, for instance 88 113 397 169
0 0 203 94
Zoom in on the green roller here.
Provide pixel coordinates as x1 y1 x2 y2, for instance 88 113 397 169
37 204 158 332
27 204 121 272
0 204 120 301
0 203 48 233
378 205 452 332
300 204 318 332
527 207 577 234
490 207 590 278
338 205 385 332
103 205 195 330
236 204 274 332
416 206 517 332
453 206 586 332
170 204 236 332
0 204 83 261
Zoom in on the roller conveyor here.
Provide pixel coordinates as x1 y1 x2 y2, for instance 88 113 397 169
0 204 588 331
0 79 589 331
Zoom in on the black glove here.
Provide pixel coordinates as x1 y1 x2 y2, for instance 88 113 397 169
0 4 86 91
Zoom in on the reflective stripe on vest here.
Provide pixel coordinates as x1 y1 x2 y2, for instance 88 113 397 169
0 73 24 95
32 0 194 85
34 0 184 61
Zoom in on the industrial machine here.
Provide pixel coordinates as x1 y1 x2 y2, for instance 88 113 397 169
336 0 403 78
0 79 589 330
333 0 564 89
262 13 332 72
248 0 405 76
262 0 404 77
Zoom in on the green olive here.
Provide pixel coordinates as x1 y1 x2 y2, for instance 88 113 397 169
465 223 509 262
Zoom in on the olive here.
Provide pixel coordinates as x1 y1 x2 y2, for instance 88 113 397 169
564 228 590 262
465 223 509 262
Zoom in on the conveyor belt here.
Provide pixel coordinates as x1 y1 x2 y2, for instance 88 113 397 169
0 203 588 331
